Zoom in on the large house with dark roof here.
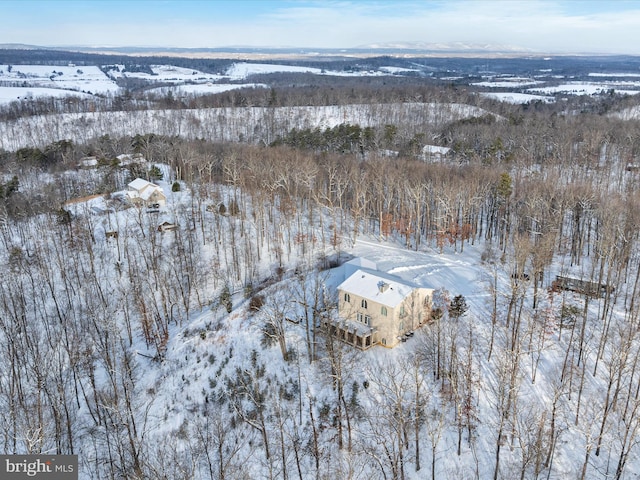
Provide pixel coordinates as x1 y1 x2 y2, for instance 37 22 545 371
329 258 433 349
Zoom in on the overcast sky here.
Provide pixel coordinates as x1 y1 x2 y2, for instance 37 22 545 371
3 0 640 54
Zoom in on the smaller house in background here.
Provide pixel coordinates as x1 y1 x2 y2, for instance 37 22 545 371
78 156 98 169
421 145 451 163
126 178 167 207
158 221 177 232
117 153 144 166
552 275 614 299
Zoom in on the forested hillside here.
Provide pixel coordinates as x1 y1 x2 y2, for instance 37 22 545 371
1 76 640 479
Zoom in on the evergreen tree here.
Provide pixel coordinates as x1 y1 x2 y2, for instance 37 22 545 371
56 208 72 225
148 165 163 181
449 294 468 320
496 172 513 201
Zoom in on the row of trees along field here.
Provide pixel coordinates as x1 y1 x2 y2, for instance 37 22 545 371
1 87 640 478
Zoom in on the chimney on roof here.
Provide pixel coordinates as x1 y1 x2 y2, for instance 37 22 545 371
378 281 389 293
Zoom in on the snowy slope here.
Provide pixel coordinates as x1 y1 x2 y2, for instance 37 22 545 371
0 102 494 150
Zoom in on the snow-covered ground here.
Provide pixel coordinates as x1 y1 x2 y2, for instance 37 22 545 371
225 62 323 79
481 91 555 104
588 72 640 78
105 64 225 83
149 82 267 96
472 79 543 88
130 218 636 479
0 64 120 95
529 82 640 95
379 66 421 74
1 149 639 478
0 85 93 104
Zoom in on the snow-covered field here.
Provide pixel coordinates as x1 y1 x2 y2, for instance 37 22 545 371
379 66 421 74
0 85 93 103
529 82 640 95
105 64 225 83
0 64 119 96
470 77 640 103
225 62 323 79
481 91 555 104
472 78 543 88
588 72 640 78
0 61 403 105
149 82 267 96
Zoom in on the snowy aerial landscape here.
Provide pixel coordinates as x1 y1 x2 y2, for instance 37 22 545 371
3 53 640 107
2 39 640 480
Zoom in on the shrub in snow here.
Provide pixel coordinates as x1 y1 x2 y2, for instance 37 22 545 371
220 285 232 313
249 294 265 312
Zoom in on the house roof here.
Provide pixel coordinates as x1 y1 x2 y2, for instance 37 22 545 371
338 268 422 308
422 145 451 155
128 178 158 192
334 318 376 336
79 156 98 167
127 178 166 201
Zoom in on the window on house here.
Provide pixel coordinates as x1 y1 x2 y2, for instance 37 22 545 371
381 306 388 316
361 299 368 309
344 293 351 303
357 312 364 323
364 315 371 326
400 305 406 317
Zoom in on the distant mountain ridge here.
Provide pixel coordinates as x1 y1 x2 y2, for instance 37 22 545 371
0 41 535 56
0 43 42 50
358 41 535 53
